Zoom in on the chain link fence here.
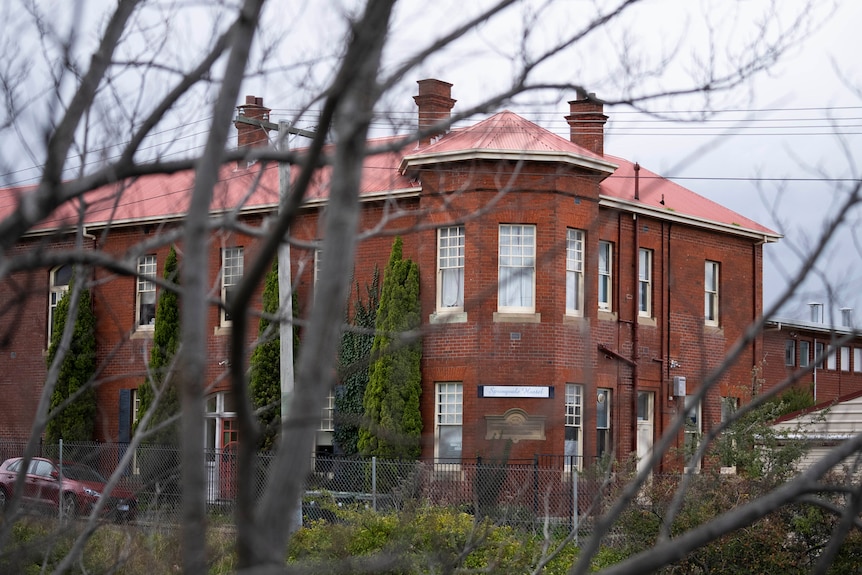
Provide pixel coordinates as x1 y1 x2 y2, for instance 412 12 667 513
0 439 624 536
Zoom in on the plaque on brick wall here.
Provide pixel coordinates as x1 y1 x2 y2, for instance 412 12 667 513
485 408 546 443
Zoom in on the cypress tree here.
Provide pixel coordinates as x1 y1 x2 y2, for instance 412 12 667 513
137 245 181 446
249 259 299 451
358 237 422 459
45 276 97 442
334 266 380 455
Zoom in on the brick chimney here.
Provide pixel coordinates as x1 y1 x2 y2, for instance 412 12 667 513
413 79 456 146
566 89 608 156
234 95 272 168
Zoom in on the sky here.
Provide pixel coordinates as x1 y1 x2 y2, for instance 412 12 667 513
2 0 860 324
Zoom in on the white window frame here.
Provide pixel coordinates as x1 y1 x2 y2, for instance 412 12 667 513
221 247 244 326
827 345 837 370
704 261 719 326
598 241 612 311
841 346 850 372
565 383 583 470
48 265 72 342
784 340 796 367
815 342 825 369
437 226 465 312
319 391 335 432
435 382 463 463
799 341 810 368
497 224 535 313
566 228 584 316
638 248 652 317
136 255 157 330
854 348 862 373
596 388 611 459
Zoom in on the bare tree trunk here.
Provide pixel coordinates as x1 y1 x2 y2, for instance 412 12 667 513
178 1 266 572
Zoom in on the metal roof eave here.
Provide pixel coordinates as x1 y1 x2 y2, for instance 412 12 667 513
399 149 618 176
21 187 424 237
599 196 782 243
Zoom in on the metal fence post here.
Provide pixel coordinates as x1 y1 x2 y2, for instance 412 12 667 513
372 456 377 512
572 463 579 546
533 454 539 520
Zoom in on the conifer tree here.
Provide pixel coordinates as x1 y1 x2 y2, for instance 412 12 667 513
45 276 97 442
137 245 181 445
358 238 422 459
334 266 380 455
249 259 298 451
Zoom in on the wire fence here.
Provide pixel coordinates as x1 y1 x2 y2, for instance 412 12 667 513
0 439 624 535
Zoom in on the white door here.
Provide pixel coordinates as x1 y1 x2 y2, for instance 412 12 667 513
636 391 655 474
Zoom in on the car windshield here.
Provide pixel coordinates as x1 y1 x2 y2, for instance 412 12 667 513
62 464 106 483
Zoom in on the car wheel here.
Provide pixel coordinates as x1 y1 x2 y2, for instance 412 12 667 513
61 493 77 520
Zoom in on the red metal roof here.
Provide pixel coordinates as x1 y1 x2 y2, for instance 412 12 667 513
1 109 776 239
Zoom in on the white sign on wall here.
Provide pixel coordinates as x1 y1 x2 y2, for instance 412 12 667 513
478 386 554 398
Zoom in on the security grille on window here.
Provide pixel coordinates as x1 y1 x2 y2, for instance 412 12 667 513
784 340 796 367
597 388 611 458
221 247 244 324
566 228 584 315
48 265 73 341
705 261 719 325
638 248 652 317
435 382 462 461
438 226 464 311
565 383 583 469
136 255 157 329
598 241 612 311
498 224 535 312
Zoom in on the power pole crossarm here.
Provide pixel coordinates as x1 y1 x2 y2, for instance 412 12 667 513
235 115 316 139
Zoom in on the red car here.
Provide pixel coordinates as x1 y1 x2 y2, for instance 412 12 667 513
0 457 136 522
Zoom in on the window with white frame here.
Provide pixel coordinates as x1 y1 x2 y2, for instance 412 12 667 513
498 224 535 312
566 228 584 315
855 348 862 373
684 395 702 470
598 241 612 311
800 341 811 368
815 342 825 369
221 247 244 325
705 261 719 325
597 388 611 459
827 345 837 370
435 382 462 461
314 248 323 285
784 340 796 367
48 265 73 341
136 255 157 329
841 346 851 371
638 248 652 317
319 391 334 432
565 384 583 469
437 226 464 311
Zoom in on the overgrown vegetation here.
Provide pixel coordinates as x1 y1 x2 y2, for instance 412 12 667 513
45 275 97 442
334 266 380 456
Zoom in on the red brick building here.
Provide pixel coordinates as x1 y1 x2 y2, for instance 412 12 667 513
762 305 862 403
0 79 782 472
